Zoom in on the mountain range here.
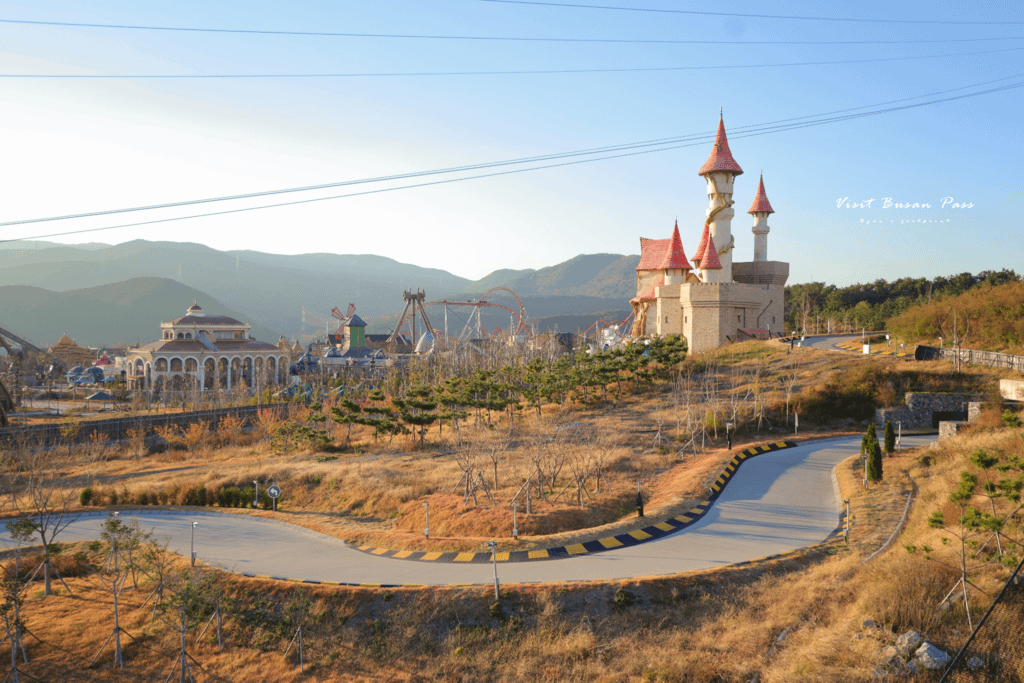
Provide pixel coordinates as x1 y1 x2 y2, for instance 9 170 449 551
0 240 638 347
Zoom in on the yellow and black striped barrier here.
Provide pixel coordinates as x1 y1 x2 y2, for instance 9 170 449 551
347 441 798 565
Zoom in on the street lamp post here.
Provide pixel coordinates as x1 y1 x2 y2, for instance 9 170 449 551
253 480 259 509
862 452 868 489
423 502 429 538
725 422 733 451
512 503 518 540
487 541 499 601
843 499 850 543
191 521 198 566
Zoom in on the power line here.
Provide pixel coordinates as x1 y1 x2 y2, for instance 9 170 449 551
479 0 1024 25
4 77 1022 244
4 46 1023 78
2 17 1023 45
4 70 1023 231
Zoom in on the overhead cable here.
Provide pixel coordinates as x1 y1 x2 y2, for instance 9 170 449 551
4 46 1023 78
4 77 1022 244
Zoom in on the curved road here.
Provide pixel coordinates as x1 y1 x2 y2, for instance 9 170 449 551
1 435 933 585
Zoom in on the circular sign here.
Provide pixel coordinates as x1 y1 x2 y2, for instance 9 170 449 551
267 485 282 499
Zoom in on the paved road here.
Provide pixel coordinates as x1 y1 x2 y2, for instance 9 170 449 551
1 435 934 586
793 333 865 352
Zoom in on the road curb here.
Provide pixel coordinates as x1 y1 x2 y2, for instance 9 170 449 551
345 440 798 564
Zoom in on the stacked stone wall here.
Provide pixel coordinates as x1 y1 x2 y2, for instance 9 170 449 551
875 392 984 430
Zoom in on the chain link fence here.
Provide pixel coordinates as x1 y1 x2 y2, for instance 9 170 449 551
940 557 1024 682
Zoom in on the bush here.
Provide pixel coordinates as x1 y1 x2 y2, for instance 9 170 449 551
183 485 210 507
79 487 94 506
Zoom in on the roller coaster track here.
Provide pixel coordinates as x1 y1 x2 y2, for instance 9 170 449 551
0 324 44 355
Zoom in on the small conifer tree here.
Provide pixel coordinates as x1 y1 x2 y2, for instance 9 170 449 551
867 434 883 483
884 420 896 456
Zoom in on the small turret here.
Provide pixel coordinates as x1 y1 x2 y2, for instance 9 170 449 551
747 173 774 262
657 221 692 284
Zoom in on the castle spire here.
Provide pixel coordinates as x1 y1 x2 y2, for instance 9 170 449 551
692 222 711 268
747 173 774 215
656 220 692 271
698 115 744 177
695 230 722 270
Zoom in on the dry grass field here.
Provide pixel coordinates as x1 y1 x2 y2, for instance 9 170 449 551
3 341 1022 681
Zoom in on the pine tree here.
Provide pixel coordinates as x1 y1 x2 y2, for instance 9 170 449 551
884 420 896 456
867 433 883 483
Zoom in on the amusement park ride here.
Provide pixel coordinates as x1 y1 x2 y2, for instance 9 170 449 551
0 323 52 426
386 287 531 348
300 286 635 354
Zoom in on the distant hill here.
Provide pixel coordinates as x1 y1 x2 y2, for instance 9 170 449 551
467 253 638 299
0 277 279 348
0 240 640 340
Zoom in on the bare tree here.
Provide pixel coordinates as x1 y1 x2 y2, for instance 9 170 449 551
943 307 971 374
155 567 216 683
2 519 35 682
89 513 150 672
11 444 78 596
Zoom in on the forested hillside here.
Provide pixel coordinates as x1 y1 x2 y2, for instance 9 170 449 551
887 280 1024 354
784 269 1021 334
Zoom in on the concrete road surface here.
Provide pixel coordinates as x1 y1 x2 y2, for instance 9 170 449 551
1 435 934 586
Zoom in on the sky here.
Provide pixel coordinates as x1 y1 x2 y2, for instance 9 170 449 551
1 0 1022 285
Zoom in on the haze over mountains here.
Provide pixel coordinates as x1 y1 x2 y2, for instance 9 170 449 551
0 240 637 347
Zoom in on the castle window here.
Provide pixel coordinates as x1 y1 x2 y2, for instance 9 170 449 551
665 316 669 323
177 332 184 339
185 333 192 339
773 317 776 324
684 316 687 323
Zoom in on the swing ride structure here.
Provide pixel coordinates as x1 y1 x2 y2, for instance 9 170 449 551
385 287 532 348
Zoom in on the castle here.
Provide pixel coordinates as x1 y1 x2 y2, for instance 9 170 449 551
631 114 789 353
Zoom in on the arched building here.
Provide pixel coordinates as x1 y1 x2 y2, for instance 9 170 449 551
126 303 288 394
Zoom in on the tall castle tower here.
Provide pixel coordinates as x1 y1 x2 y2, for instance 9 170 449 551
696 114 742 283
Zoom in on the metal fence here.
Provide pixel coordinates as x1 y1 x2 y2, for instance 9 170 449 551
940 557 1024 682
0 403 292 448
916 345 1024 373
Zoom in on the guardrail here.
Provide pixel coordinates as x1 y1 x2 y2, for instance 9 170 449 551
915 345 1024 372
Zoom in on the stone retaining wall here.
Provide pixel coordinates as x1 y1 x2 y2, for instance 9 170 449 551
875 392 984 429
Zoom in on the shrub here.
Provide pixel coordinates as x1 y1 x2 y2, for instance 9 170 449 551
79 487 94 506
884 420 896 455
136 491 150 505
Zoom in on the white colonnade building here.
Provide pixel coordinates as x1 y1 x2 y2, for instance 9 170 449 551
126 303 288 395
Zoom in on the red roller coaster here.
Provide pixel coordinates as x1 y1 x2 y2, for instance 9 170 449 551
582 312 635 347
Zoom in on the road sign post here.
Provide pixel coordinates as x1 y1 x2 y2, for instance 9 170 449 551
267 484 282 512
487 541 499 601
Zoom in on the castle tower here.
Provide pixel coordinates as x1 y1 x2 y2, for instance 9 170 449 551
747 173 774 261
697 114 743 283
658 220 692 284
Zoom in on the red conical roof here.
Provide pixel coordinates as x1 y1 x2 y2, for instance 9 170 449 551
698 116 744 177
694 229 722 270
692 223 711 267
747 174 774 215
656 221 692 271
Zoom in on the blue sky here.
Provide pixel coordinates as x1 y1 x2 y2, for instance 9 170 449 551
1 0 1022 285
